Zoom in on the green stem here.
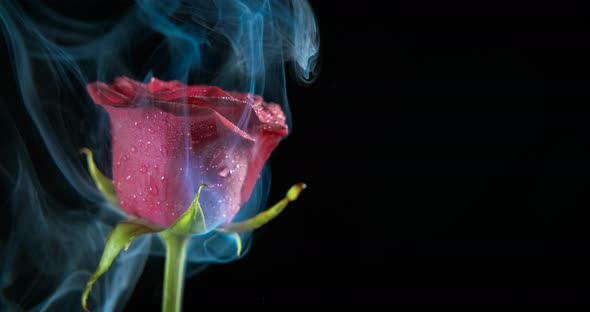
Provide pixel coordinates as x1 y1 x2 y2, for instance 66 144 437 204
161 232 189 312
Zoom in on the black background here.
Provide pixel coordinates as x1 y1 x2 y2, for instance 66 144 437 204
175 1 590 305
3 0 590 307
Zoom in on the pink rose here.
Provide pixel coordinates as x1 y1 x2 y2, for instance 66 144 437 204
86 77 287 227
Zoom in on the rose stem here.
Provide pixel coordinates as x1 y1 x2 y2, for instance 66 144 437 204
161 232 189 312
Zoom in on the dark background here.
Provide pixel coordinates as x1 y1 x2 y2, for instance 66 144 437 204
174 1 590 305
3 0 590 307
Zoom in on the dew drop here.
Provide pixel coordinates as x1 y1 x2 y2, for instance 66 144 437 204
149 176 159 195
116 161 121 166
139 165 147 173
132 194 137 199
125 175 131 181
131 146 137 153
161 175 165 180
147 127 154 133
218 167 230 177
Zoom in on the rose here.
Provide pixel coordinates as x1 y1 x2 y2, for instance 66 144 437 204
81 76 300 312
86 76 288 228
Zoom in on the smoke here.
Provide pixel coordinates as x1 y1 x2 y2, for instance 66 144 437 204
0 110 151 311
0 0 318 311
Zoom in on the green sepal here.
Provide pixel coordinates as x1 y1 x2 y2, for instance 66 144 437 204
218 183 306 234
80 148 120 207
231 232 242 257
164 184 208 235
81 219 163 312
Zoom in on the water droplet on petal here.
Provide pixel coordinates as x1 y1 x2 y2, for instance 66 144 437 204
139 165 147 173
218 167 230 177
125 175 131 181
116 161 121 166
149 176 158 195
131 146 137 153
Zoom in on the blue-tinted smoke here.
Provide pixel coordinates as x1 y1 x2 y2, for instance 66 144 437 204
0 111 151 311
0 0 318 311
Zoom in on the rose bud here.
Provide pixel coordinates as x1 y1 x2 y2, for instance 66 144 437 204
86 76 288 228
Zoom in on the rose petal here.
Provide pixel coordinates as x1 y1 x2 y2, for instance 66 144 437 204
87 82 131 106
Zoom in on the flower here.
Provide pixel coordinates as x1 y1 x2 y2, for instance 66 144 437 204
86 77 288 227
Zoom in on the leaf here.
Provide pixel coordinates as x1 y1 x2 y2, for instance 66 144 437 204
80 148 119 206
165 184 208 235
218 183 306 233
82 219 162 312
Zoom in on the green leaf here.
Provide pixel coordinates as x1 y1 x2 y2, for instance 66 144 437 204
82 219 162 312
80 148 119 206
218 183 306 234
165 184 208 235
